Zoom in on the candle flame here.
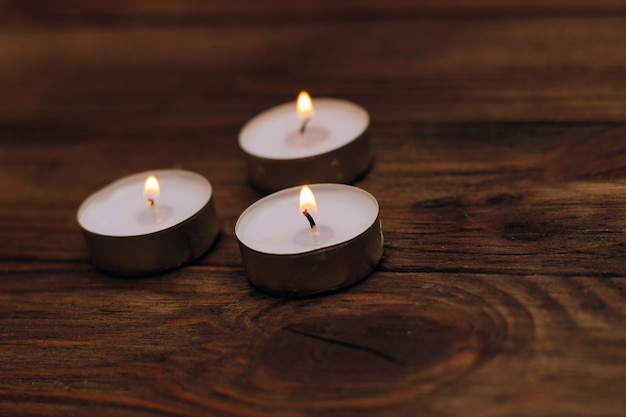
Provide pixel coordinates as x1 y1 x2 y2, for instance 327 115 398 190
299 185 317 213
143 175 160 205
297 91 314 119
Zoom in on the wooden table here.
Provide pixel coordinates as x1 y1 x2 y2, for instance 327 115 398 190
2 2 626 416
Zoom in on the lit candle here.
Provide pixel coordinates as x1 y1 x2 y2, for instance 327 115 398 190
239 92 372 192
77 169 219 276
235 183 383 296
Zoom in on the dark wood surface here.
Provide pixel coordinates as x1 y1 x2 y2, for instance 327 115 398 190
1 1 626 416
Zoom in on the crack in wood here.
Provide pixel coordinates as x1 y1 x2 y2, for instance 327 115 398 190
285 327 407 367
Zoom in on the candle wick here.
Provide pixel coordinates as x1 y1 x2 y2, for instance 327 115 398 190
147 199 155 207
302 208 316 230
300 118 311 135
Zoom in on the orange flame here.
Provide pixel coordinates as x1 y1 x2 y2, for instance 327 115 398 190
297 91 314 119
143 175 160 205
299 185 317 213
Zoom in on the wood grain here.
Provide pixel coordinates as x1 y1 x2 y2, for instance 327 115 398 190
3 0 626 26
1 270 624 416
1 1 626 416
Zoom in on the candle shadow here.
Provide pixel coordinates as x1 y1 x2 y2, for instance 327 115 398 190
136 205 174 225
285 126 331 148
292 225 334 248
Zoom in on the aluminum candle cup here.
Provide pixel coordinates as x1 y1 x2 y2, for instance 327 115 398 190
77 169 219 276
239 94 372 193
235 184 383 297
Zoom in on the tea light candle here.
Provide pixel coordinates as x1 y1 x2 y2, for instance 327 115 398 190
77 169 219 276
239 92 372 192
235 183 383 296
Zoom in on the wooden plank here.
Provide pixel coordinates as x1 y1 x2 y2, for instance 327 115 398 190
0 270 624 416
1 124 625 277
1 19 626 124
3 0 626 27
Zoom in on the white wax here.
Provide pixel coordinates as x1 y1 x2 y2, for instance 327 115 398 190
236 184 379 255
239 98 369 160
78 170 211 237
